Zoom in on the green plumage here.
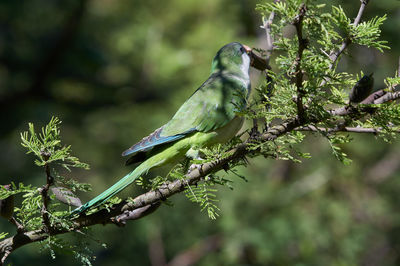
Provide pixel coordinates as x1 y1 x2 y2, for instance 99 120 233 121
70 42 252 216
349 73 374 104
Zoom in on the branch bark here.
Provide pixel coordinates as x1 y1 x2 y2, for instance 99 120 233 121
261 0 279 66
328 0 369 67
2 74 400 263
1 0 397 262
296 125 400 134
39 152 53 233
293 4 307 121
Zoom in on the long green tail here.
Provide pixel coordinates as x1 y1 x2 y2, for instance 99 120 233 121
70 160 152 216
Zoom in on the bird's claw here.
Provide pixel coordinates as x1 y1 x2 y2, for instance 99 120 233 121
187 163 203 175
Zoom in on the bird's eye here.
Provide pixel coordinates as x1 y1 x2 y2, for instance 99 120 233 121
240 47 245 54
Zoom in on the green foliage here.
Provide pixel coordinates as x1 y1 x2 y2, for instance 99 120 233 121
162 0 395 221
20 117 89 171
186 183 220 220
39 233 104 266
0 232 8 240
251 0 394 166
384 75 400 91
352 15 389 51
0 183 33 200
2 117 95 264
327 134 353 165
1 0 400 265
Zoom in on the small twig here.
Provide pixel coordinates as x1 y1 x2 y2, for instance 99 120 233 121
319 0 371 92
296 125 400 134
40 151 54 233
328 40 351 69
292 4 308 121
112 202 161 226
329 88 400 117
1 86 398 260
374 91 400 104
353 0 369 26
1 249 11 265
311 0 370 110
329 90 400 117
2 58 400 261
9 217 24 233
259 0 278 131
360 89 387 104
261 0 279 66
328 0 369 68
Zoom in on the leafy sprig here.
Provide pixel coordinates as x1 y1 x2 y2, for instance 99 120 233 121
3 117 92 264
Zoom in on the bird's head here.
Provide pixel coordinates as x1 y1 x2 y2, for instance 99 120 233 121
210 42 268 75
210 42 252 76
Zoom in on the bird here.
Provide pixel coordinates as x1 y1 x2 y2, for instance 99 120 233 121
0 184 14 220
70 42 255 216
349 73 374 104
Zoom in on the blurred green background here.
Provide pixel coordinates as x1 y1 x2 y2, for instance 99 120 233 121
1 0 400 265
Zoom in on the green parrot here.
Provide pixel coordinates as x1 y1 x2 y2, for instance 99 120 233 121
349 73 374 104
71 42 255 216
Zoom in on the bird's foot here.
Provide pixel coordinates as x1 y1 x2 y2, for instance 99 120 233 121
187 163 203 175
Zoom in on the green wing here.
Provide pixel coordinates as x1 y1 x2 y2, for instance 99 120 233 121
122 73 248 158
161 73 248 136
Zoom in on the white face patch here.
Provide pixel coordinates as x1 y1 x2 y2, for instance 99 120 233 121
240 52 250 78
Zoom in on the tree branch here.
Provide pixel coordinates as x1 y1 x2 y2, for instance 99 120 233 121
0 116 302 260
261 0 279 66
328 0 369 67
296 125 400 134
293 4 308 122
1 79 398 261
318 0 370 90
0 1 396 262
251 0 278 133
329 88 400 117
39 152 53 233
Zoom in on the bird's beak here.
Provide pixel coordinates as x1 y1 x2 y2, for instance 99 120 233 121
243 44 268 71
243 44 252 54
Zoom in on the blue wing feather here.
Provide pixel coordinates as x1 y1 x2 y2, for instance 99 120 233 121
123 72 249 158
122 126 195 156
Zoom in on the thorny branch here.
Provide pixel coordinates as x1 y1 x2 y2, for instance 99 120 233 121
328 0 369 68
319 0 371 90
2 78 400 259
292 4 308 122
251 0 277 134
261 0 279 66
1 0 399 263
296 125 400 135
39 152 54 234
